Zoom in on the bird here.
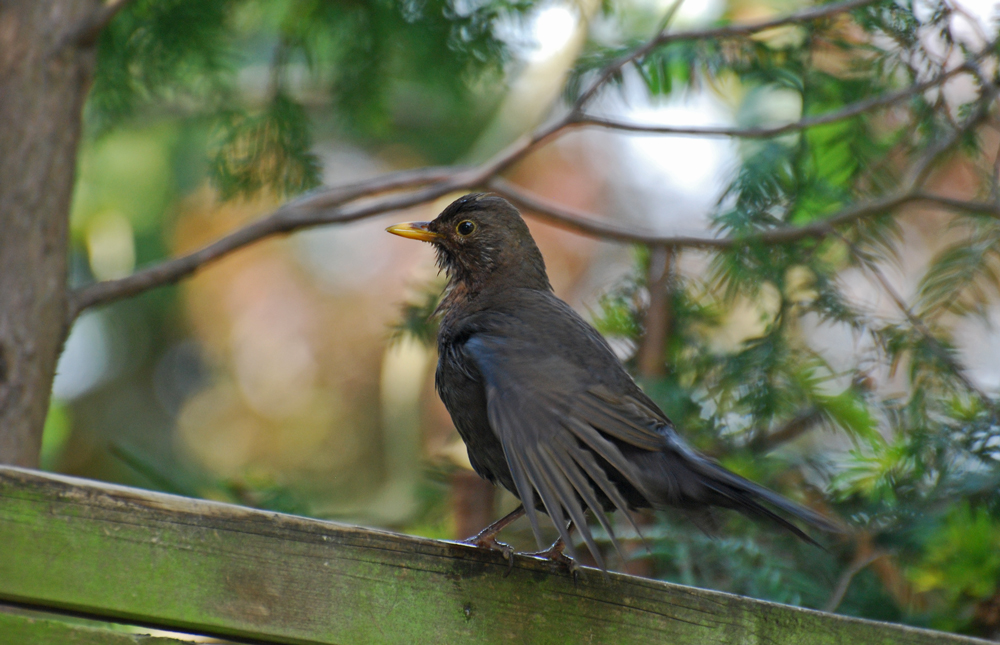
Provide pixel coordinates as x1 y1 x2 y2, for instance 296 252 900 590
387 193 840 572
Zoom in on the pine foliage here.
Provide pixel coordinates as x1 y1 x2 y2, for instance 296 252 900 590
566 2 1000 635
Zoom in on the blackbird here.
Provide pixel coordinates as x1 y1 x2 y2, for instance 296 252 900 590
388 193 839 570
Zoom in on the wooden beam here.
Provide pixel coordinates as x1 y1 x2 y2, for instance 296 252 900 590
0 467 987 644
0 604 205 644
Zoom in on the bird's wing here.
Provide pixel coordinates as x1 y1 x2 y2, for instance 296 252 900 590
462 333 668 568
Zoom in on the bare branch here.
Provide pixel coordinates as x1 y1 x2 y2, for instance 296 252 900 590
492 177 925 247
574 60 978 139
748 408 824 454
905 68 999 189
70 131 999 323
66 19 999 323
637 245 674 378
67 177 465 321
835 88 1000 402
66 116 567 321
842 235 990 401
288 165 463 208
67 110 573 321
911 192 1000 218
493 78 999 246
823 550 888 613
573 0 878 108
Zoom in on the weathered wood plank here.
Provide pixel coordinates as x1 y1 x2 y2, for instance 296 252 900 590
0 604 204 644
0 467 987 645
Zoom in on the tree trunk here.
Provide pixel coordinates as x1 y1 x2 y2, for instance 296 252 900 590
0 0 99 467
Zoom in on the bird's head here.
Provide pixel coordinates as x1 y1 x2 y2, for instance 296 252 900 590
387 193 551 293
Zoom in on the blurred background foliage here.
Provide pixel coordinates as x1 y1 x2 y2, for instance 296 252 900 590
56 0 1000 639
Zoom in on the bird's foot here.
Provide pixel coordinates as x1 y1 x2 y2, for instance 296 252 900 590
460 531 515 561
457 505 525 576
460 531 516 576
525 538 579 579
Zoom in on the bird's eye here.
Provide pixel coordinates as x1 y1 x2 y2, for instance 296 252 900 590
456 220 476 236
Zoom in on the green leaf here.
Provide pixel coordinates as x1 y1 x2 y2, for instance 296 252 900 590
815 388 882 447
210 94 322 200
917 224 1000 319
89 0 236 128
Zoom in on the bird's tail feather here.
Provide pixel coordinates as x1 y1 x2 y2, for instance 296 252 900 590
638 448 842 545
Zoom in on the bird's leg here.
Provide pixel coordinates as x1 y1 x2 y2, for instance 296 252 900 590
459 505 525 568
525 522 579 578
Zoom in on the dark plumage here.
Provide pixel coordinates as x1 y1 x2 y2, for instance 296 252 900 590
388 193 839 570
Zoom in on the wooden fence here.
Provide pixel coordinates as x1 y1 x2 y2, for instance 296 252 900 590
0 466 989 644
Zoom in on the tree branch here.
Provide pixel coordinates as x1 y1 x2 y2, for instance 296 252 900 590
66 120 566 321
66 17 998 323
837 87 997 399
831 84 999 403
496 80 999 247
844 236 991 401
573 0 879 108
911 192 1000 218
490 177 1000 247
823 550 887 613
748 408 824 454
637 245 674 378
574 60 978 139
69 162 1000 323
67 177 464 321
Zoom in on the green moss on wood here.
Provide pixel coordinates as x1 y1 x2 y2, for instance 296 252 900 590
0 606 203 644
0 467 988 645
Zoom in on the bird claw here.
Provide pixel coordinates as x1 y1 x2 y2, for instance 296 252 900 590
525 539 580 580
461 532 515 559
460 533 516 576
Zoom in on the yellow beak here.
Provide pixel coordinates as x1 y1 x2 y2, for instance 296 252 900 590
385 221 441 242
